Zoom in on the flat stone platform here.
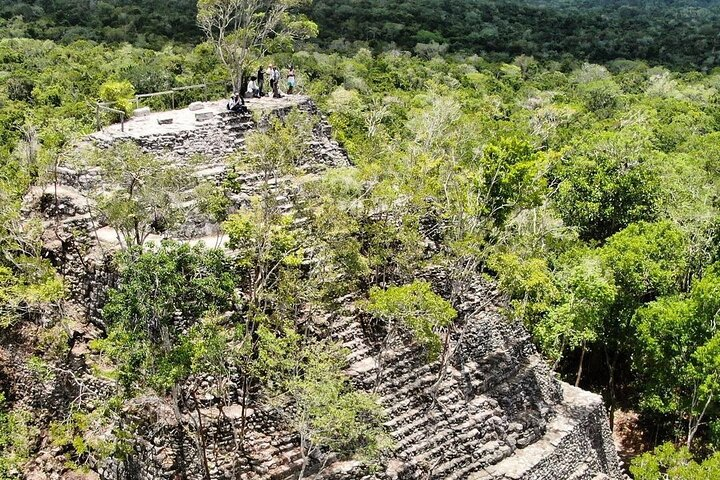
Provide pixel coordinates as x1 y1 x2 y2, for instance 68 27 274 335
96 95 311 139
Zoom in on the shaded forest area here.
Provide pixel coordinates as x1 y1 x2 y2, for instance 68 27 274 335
0 0 199 48
5 0 720 69
309 0 720 70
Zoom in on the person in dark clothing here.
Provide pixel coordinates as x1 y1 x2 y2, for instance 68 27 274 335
257 66 265 97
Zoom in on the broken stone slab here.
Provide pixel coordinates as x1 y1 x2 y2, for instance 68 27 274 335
188 101 205 111
157 117 174 125
195 111 214 122
134 107 151 117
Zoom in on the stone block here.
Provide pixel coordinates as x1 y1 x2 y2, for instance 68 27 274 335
188 101 205 111
157 117 174 125
195 111 214 122
134 107 151 117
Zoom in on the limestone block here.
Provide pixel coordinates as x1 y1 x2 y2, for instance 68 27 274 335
134 107 151 117
157 117 174 125
195 111 214 122
188 101 205 111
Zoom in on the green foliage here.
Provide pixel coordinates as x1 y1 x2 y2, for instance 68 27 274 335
364 280 457 360
4 5 720 466
0 260 65 327
490 253 559 327
256 329 389 470
195 182 232 224
634 297 699 414
241 109 314 176
286 341 390 461
197 0 317 89
99 241 236 392
539 254 616 365
631 264 720 446
0 393 38 478
98 80 135 116
551 130 662 241
631 443 720 480
49 408 118 470
479 136 547 225
82 141 191 247
601 221 687 305
307 0 720 71
0 0 201 47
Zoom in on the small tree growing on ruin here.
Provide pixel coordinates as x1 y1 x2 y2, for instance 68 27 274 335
81 142 192 249
255 327 389 479
97 241 237 477
362 280 457 392
197 0 318 93
222 110 314 312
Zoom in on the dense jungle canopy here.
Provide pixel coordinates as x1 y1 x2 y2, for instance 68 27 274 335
4 1 720 68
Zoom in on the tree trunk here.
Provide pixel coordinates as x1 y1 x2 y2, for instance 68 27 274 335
240 375 249 448
687 392 713 449
575 343 586 387
297 435 310 480
170 384 189 480
604 347 617 430
191 391 212 480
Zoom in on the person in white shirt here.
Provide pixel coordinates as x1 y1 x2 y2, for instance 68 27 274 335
246 76 259 98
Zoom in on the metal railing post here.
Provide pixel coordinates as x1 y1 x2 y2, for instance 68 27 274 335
121 113 125 133
96 103 101 131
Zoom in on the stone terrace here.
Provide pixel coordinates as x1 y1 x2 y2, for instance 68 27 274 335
98 96 310 139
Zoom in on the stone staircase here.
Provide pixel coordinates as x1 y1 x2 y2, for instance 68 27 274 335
318 276 569 479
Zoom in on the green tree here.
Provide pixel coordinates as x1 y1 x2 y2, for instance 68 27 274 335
97 241 237 477
197 0 317 92
98 80 135 117
100 241 236 392
81 141 192 248
599 220 688 425
363 280 457 391
0 392 38 478
631 443 720 480
541 253 616 383
256 328 388 478
551 129 662 241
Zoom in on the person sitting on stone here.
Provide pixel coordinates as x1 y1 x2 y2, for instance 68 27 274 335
246 77 259 98
227 93 247 113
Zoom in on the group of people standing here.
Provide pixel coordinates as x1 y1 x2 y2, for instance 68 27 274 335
227 63 297 113
246 64 296 99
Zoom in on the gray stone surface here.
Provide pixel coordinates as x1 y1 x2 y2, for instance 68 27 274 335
195 111 214 122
